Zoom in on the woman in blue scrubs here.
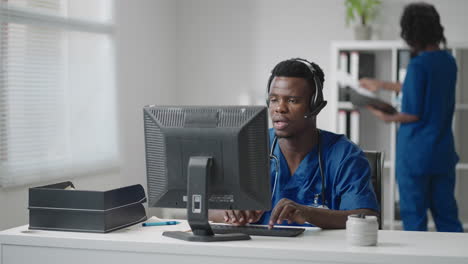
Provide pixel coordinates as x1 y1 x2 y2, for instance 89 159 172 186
360 3 463 232
210 58 379 229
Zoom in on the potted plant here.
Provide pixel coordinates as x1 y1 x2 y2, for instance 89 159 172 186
345 0 381 40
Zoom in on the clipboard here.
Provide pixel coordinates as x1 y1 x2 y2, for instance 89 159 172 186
348 89 397 115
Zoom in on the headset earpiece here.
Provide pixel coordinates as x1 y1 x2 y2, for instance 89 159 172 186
293 59 327 116
308 100 327 116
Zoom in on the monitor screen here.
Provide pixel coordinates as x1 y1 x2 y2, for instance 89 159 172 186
143 105 271 241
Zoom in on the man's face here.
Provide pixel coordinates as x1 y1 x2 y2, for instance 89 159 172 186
268 76 314 138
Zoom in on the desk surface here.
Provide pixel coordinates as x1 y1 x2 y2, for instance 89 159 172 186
1 221 468 264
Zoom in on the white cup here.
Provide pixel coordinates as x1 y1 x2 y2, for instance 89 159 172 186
346 214 378 246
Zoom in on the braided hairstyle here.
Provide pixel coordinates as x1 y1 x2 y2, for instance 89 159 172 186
400 2 447 53
267 58 325 98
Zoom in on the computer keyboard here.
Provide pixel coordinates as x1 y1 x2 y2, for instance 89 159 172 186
210 224 305 237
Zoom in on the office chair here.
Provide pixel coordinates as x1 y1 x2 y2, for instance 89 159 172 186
364 151 384 229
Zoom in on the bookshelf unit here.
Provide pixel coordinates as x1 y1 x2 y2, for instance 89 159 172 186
330 40 468 230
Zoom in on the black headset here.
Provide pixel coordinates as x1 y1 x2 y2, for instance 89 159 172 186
267 58 327 116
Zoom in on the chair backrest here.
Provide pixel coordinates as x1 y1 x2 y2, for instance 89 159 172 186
364 151 383 229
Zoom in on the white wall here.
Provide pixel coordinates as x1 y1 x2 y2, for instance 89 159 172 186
115 0 177 191
175 0 258 106
2 0 468 231
115 0 177 218
176 0 354 131
175 0 468 131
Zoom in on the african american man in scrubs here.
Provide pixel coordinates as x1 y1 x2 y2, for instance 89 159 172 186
210 58 379 229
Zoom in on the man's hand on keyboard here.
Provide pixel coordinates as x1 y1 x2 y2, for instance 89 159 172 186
269 198 307 229
223 210 264 226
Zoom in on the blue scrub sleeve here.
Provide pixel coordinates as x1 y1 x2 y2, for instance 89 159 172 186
401 61 426 117
335 155 379 212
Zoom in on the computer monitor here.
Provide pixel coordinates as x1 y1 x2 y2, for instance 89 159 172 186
143 105 271 242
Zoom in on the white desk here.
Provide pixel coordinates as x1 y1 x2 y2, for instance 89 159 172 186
1 221 467 264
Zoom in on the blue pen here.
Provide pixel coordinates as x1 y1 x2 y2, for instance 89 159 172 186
142 221 181 227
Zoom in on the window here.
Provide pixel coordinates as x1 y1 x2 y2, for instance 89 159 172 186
0 0 117 187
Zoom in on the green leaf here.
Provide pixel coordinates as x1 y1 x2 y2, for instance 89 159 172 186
344 0 381 26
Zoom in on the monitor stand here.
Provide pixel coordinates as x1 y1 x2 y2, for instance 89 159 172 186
162 156 251 242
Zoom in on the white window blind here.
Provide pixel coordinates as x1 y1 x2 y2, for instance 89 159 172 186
0 0 117 187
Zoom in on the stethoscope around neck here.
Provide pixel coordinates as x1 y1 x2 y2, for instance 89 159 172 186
269 130 328 208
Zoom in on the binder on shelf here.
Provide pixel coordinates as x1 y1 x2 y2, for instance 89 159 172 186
350 51 359 80
339 51 375 103
29 181 147 233
339 52 349 73
337 110 351 139
338 110 347 135
350 110 360 144
350 51 376 80
397 49 411 82
338 52 350 102
340 51 396 114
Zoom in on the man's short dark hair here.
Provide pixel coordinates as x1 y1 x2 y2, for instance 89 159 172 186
400 2 447 51
267 58 325 95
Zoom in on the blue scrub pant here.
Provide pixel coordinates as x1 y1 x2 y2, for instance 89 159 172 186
397 169 463 232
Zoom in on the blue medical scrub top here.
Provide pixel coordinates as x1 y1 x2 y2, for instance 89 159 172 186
256 129 379 226
397 50 459 175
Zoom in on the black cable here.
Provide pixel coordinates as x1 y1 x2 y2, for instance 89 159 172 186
317 129 326 207
270 129 326 207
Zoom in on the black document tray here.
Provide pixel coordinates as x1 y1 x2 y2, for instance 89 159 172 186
29 181 147 233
